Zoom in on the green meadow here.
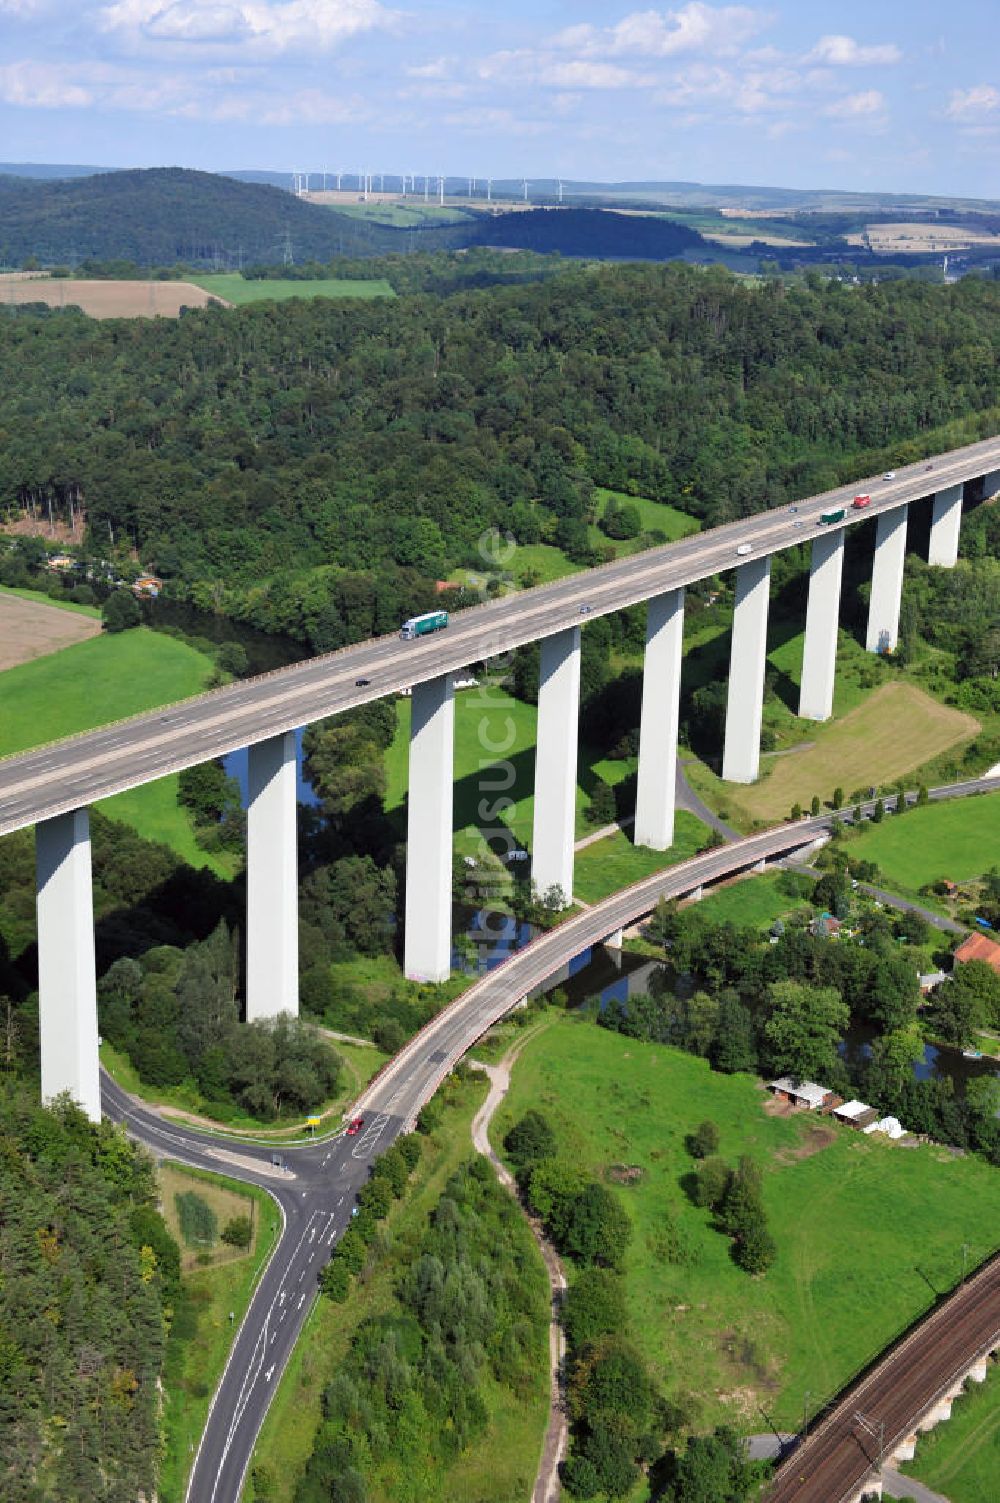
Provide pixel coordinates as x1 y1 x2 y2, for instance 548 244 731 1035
192 274 395 304
0 628 229 872
496 1017 1000 1434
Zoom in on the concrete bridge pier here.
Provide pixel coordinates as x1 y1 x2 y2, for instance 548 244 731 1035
866 504 908 654
983 468 1000 500
927 483 964 568
246 731 299 1020
35 809 101 1122
634 587 685 850
722 555 771 783
404 673 455 982
531 626 581 905
799 527 844 721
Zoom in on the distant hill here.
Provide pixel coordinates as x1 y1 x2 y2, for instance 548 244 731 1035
470 207 704 259
0 167 465 267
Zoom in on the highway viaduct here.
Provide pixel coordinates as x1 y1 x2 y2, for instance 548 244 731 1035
2 433 999 1122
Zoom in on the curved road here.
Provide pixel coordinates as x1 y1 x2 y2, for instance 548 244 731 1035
3 433 1000 837
109 772 999 1502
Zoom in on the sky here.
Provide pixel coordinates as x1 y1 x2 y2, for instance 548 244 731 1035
0 0 998 197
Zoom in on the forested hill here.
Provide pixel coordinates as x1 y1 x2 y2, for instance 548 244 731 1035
1 265 999 648
0 166 467 265
471 206 703 258
0 1085 177 1503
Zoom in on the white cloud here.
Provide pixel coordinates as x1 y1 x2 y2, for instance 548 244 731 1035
553 3 770 59
823 89 886 119
807 34 901 67
945 84 1000 121
478 49 651 90
98 0 397 55
0 60 94 107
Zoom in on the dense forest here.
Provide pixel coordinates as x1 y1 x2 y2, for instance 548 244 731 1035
0 167 469 265
2 266 1000 655
0 1084 178 1502
469 206 703 258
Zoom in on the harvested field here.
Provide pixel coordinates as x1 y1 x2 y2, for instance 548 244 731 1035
847 222 1000 252
0 588 101 670
741 681 979 820
0 278 219 317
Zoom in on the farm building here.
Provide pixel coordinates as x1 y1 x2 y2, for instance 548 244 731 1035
810 912 842 938
954 933 1000 975
769 1078 833 1111
132 574 163 598
833 1099 880 1130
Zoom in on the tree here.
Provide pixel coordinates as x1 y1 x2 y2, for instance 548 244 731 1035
832 786 844 810
561 1269 628 1350
710 995 756 1074
790 802 803 821
917 784 930 807
102 590 141 632
810 794 821 816
664 1425 760 1503
221 1214 253 1250
693 1157 730 1211
561 1183 633 1270
586 779 616 827
504 1109 557 1170
872 798 885 823
950 959 1000 1030
733 1210 776 1274
687 1120 720 1159
762 980 848 1082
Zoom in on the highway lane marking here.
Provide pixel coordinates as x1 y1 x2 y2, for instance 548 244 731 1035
208 1209 325 1502
5 438 999 824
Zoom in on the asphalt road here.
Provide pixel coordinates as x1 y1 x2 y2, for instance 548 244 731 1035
108 772 999 1503
2 432 999 838
101 1073 399 1503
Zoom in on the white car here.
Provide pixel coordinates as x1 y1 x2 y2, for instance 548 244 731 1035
736 543 753 556
882 470 896 480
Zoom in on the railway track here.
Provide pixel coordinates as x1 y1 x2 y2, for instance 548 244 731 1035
765 1252 1000 1503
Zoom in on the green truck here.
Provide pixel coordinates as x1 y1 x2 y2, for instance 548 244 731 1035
819 508 846 525
399 609 449 640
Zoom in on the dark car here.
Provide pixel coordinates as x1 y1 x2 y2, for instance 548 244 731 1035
355 677 371 687
346 1116 364 1136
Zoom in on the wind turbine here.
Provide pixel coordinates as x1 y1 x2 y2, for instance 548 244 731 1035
438 174 445 205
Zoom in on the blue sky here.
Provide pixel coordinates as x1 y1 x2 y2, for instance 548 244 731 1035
0 0 997 196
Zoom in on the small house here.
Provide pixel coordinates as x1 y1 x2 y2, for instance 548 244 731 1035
769 1077 833 1111
954 933 1000 976
833 1099 880 1130
810 912 842 939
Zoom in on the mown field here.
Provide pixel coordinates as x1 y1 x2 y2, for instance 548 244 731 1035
849 791 1000 890
192 274 395 304
0 586 100 669
901 1359 1000 1503
740 681 979 821
247 1077 550 1503
0 627 227 870
495 1017 1000 1435
0 277 214 317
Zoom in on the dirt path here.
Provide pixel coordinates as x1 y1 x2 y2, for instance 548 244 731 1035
470 1033 567 1503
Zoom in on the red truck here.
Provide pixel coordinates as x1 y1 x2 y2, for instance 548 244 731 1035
853 493 871 509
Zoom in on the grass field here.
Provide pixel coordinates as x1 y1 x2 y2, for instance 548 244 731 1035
384 687 709 896
159 1163 282 1503
573 815 709 904
495 1018 1000 1434
192 274 395 304
247 1076 550 1503
325 199 470 227
849 792 1000 890
901 1359 1000 1503
0 586 101 669
741 681 979 821
0 582 101 618
684 869 811 929
0 627 228 870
